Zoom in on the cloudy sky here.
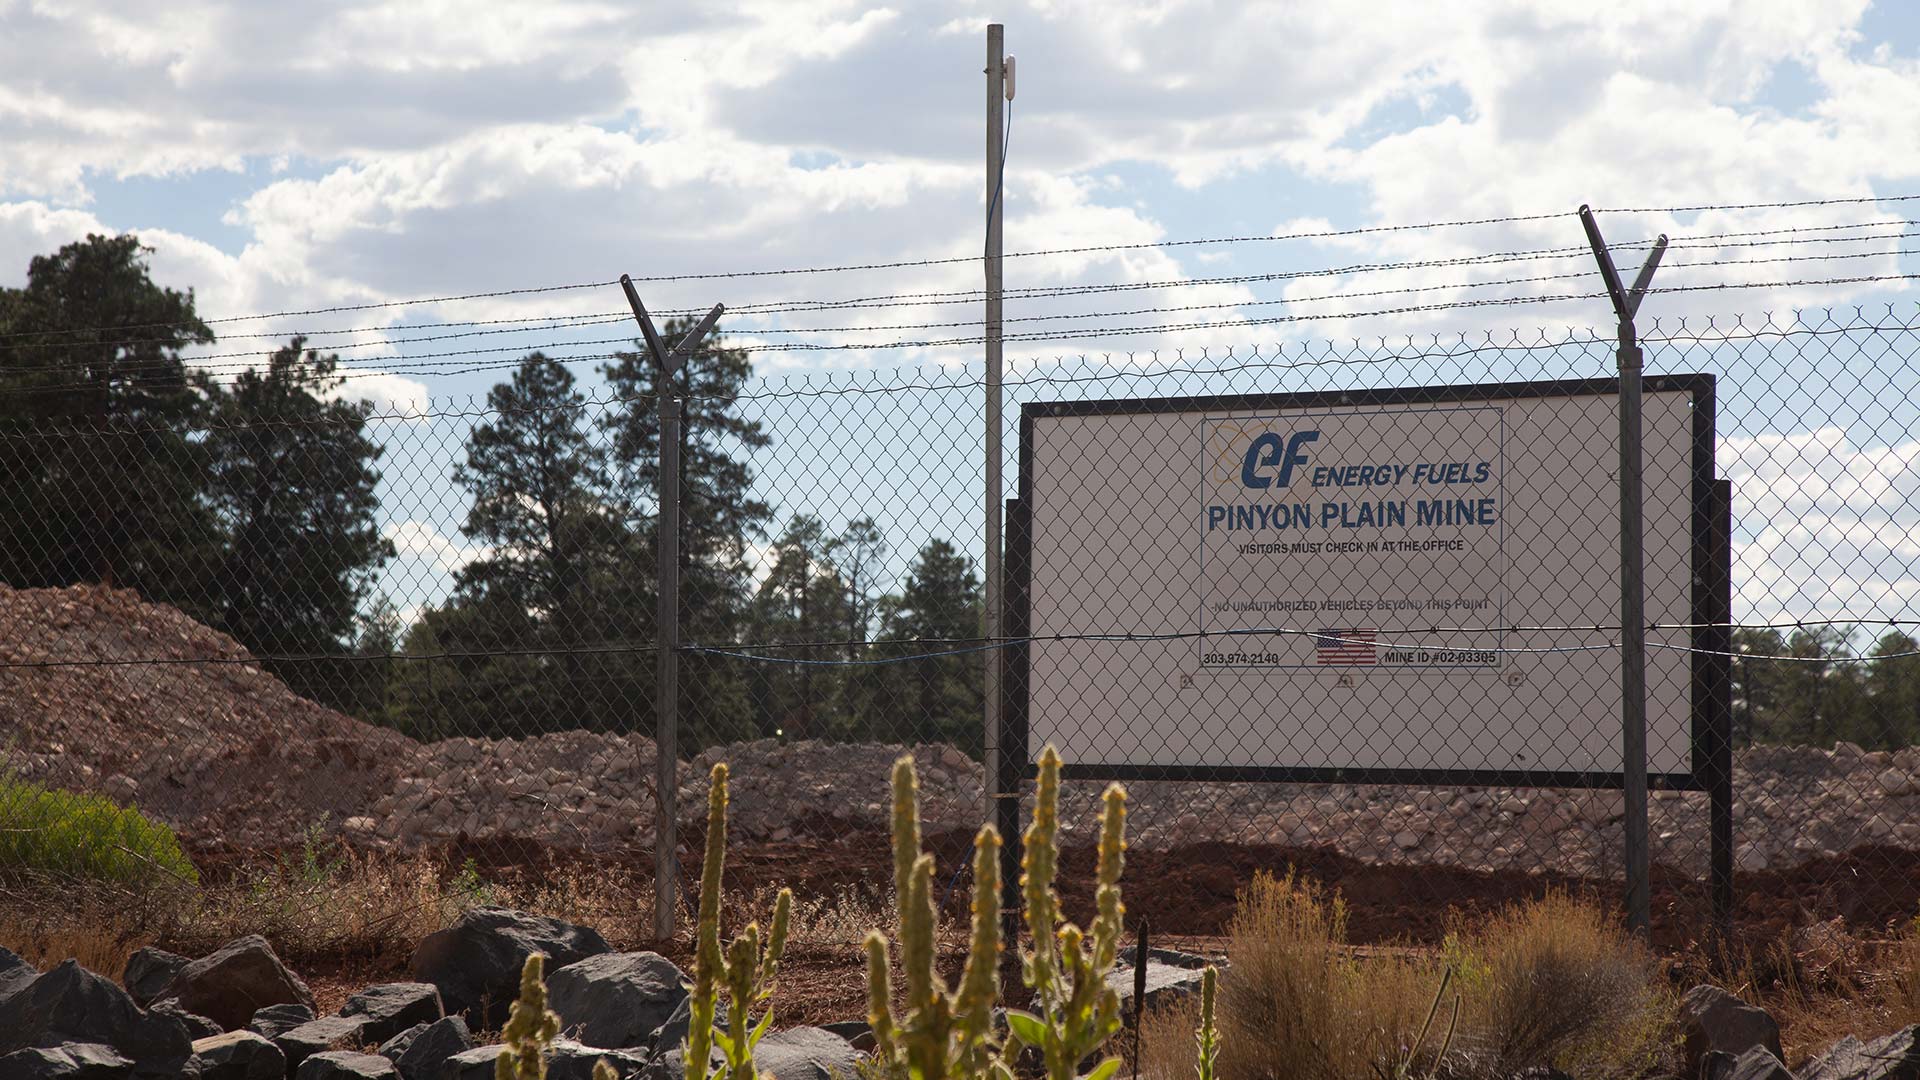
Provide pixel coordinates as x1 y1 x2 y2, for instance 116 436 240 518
3 0 1918 629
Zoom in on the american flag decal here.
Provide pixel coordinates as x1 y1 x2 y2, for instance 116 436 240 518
1315 628 1377 665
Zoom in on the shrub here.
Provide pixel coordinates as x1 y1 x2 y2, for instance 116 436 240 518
1451 890 1670 1080
0 772 196 887
1213 870 1436 1080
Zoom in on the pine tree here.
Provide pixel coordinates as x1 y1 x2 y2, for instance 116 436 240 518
751 514 854 741
878 540 984 755
203 337 392 714
0 234 221 612
426 353 645 734
601 320 770 746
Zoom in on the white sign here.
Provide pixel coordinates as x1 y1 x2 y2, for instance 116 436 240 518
1018 381 1710 780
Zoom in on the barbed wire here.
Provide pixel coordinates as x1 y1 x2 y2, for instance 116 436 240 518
2 198 1914 345
0 305 1911 432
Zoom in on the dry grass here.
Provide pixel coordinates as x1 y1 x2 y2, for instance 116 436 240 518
1448 891 1671 1080
1138 876 1672 1080
1207 870 1440 1080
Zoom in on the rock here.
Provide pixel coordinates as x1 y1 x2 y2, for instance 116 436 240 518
155 935 316 1032
189 1030 288 1080
548 952 687 1049
0 960 192 1078
1682 985 1784 1078
153 1001 224 1040
1790 918 1858 986
649 993 728 1056
0 945 39 1004
277 1016 375 1071
381 1015 473 1080
818 1020 875 1053
751 1027 862 1080
248 1001 317 1040
341 982 443 1043
1105 949 1212 1013
1735 844 1770 873
408 907 611 1027
1880 769 1918 796
1802 1027 1920 1080
296 1051 401 1079
121 947 188 1008
443 1042 648 1080
0 1043 135 1078
1702 1047 1795 1080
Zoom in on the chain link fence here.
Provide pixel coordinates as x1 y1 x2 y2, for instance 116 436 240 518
4 303 1920 946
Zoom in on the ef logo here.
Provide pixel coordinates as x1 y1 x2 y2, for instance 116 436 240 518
1241 429 1319 489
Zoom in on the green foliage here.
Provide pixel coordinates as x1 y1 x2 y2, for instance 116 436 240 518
0 239 391 721
686 763 794 1080
1196 966 1219 1080
1732 625 1920 749
858 745 1130 1080
0 234 221 607
0 772 197 886
497 953 562 1080
203 336 391 715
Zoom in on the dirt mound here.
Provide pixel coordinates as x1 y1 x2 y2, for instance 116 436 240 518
0 583 419 851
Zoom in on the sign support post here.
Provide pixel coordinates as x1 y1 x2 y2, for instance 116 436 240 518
1578 206 1667 936
621 274 723 942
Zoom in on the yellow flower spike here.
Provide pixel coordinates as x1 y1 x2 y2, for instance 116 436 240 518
592 1063 619 1080
760 888 792 991
685 764 731 1080
891 755 922 938
863 931 898 1060
903 852 942 1012
954 824 1002 1029
496 953 560 1080
1023 746 1063 988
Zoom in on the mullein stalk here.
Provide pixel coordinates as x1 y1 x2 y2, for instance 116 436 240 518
685 762 793 1080
684 764 730 1080
497 953 561 1080
1195 966 1218 1080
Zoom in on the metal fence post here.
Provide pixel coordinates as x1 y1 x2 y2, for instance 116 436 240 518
1579 207 1666 935
621 276 723 942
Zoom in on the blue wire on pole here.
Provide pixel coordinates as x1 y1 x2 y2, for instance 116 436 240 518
985 100 1014 257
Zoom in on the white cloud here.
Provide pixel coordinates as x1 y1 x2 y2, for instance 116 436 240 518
386 519 487 574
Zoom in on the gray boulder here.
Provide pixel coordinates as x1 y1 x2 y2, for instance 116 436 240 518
277 1015 375 1072
445 1042 648 1080
549 952 687 1050
547 1042 651 1080
751 1027 862 1080
0 1043 134 1078
818 1020 874 1053
1804 1027 1920 1080
189 1030 288 1080
1703 1047 1795 1080
1682 985 1784 1078
341 982 443 1044
296 1050 400 1079
649 994 727 1056
0 960 192 1078
247 1002 317 1040
121 947 188 1008
0 945 38 1004
409 907 611 1027
153 1001 224 1040
639 1045 723 1080
156 935 316 1032
380 1015 473 1080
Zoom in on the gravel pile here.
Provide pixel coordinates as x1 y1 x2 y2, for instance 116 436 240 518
4 584 1916 878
